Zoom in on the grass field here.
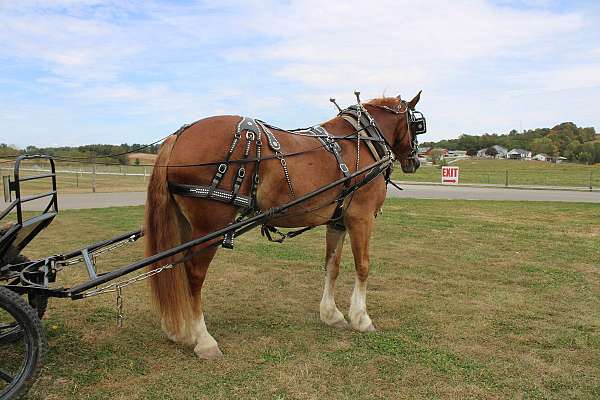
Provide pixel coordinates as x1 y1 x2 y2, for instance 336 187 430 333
0 160 150 195
10 199 600 399
392 159 600 188
3 158 600 198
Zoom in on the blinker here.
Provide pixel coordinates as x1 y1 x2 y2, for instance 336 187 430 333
409 110 427 135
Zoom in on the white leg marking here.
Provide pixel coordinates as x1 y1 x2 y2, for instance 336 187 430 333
320 270 348 328
161 318 195 345
191 314 223 360
319 231 348 328
349 277 375 332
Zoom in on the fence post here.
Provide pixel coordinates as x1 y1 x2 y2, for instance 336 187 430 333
590 170 593 192
505 170 509 187
144 167 147 184
92 154 97 193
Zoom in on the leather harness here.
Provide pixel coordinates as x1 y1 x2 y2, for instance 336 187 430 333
167 103 414 247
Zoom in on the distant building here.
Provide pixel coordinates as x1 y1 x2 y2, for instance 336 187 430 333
417 147 448 158
548 156 567 164
476 145 508 158
447 150 467 157
532 153 548 161
507 149 532 160
417 147 431 157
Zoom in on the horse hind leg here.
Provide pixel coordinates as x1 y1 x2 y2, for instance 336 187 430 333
174 195 237 359
320 226 348 329
185 242 223 360
347 215 376 332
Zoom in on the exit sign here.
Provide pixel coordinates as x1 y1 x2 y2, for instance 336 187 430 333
441 166 459 184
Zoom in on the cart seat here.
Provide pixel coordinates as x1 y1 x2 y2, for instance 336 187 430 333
0 212 57 261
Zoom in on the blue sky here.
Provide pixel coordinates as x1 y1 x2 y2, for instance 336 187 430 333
1 0 599 147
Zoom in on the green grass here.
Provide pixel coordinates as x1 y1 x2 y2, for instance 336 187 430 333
0 159 150 195
7 199 600 399
392 159 600 188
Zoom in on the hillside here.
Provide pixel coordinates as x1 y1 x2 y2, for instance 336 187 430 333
422 122 600 164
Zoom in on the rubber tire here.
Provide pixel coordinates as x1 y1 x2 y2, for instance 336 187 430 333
10 255 48 320
0 287 46 400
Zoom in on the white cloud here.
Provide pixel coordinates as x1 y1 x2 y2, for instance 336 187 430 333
0 0 598 146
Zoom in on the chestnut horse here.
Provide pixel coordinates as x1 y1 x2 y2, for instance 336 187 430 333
145 93 422 359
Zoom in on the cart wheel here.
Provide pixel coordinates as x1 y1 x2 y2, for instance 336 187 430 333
0 287 46 400
11 255 48 319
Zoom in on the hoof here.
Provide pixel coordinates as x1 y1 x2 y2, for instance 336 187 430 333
327 317 349 329
350 315 376 332
194 344 223 360
362 323 376 332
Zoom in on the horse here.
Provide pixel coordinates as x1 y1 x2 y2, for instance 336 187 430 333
144 92 423 359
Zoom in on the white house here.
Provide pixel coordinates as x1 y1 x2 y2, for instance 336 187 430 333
477 145 508 158
507 148 532 160
532 153 548 161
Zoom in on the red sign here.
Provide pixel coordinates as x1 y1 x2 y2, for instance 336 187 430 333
441 166 459 184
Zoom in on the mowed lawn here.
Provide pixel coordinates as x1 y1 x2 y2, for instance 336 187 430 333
15 199 600 399
391 159 600 188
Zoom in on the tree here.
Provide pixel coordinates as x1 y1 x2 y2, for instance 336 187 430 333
577 152 592 164
531 137 556 156
430 148 444 164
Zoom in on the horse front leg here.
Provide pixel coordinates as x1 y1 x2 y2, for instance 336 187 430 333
320 226 348 328
347 215 376 332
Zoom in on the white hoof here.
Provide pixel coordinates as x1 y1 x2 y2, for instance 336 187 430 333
350 311 375 332
324 315 349 329
320 306 348 329
194 343 223 360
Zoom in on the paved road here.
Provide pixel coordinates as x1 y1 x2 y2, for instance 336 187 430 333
2 184 598 212
387 184 600 203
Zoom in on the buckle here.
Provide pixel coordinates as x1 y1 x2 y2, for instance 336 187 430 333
218 163 227 174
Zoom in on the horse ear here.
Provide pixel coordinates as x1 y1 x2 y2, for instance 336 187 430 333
396 94 402 100
408 90 422 109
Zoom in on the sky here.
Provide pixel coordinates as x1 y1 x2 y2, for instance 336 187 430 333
1 0 599 147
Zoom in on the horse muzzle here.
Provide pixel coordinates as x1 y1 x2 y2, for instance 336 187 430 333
400 157 420 173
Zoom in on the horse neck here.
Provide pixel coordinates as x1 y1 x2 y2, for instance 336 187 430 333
365 105 401 144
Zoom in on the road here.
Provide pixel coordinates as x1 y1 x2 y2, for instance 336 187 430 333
2 184 598 212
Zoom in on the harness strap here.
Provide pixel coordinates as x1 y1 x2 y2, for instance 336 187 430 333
341 115 381 163
307 126 350 178
341 107 391 160
261 225 314 243
169 183 252 208
256 120 281 151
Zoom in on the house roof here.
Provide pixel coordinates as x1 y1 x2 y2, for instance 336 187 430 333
508 148 530 155
417 147 431 153
478 145 508 154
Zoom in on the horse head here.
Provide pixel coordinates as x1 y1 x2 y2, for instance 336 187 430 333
365 91 425 173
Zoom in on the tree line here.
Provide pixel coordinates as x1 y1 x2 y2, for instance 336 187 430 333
421 122 600 164
0 143 160 165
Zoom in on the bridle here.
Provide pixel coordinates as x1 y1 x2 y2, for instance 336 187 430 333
361 99 427 161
